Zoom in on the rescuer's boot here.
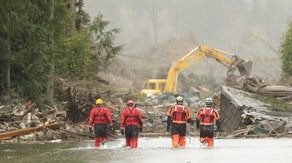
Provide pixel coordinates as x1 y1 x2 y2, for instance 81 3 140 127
172 134 180 148
207 138 214 147
199 137 207 146
101 137 107 145
130 137 138 148
179 136 186 147
126 138 130 147
95 138 100 147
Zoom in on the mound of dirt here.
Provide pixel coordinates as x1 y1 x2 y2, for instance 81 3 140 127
99 57 142 91
100 38 282 92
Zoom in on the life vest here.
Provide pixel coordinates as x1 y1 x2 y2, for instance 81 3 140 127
172 105 186 122
124 107 138 123
93 107 107 123
201 107 214 124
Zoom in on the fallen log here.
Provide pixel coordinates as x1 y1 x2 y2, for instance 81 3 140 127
0 123 61 140
244 76 292 98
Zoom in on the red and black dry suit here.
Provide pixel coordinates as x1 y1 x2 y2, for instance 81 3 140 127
196 106 220 147
167 104 192 148
120 106 143 148
89 105 113 147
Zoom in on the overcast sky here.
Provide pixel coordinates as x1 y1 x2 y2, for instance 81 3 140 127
83 0 292 59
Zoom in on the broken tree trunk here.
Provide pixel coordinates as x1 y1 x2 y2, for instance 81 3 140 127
244 76 292 99
0 123 62 140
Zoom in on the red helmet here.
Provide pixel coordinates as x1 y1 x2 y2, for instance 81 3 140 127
126 100 134 105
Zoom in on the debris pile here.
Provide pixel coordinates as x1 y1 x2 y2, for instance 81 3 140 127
243 76 292 100
220 85 292 138
1 76 292 143
0 86 201 142
0 101 67 142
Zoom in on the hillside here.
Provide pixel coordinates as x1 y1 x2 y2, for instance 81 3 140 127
99 38 282 92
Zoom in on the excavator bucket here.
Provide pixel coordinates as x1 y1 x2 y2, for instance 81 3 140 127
237 60 253 76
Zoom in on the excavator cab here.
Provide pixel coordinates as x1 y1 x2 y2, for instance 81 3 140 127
140 79 167 95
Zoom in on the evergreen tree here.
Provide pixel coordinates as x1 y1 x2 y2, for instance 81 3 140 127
0 1 50 101
0 0 72 103
0 0 122 103
280 22 292 77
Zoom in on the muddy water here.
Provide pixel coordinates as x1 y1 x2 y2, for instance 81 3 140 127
1 137 292 163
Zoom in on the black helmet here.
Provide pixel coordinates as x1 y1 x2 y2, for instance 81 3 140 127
176 96 184 105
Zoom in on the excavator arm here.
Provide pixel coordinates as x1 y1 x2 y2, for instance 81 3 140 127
163 45 252 93
163 48 204 93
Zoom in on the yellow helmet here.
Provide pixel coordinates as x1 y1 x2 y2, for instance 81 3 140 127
176 96 183 105
95 99 103 105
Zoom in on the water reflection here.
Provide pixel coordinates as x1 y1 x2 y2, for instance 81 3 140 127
1 137 292 163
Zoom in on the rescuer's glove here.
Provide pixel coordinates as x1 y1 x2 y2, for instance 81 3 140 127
110 125 114 132
187 118 192 123
167 125 170 132
196 119 200 130
89 126 93 133
140 127 143 132
120 129 124 135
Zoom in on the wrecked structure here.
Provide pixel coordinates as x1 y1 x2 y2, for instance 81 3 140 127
220 84 292 137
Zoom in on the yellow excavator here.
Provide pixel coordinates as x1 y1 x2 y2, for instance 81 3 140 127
140 45 252 95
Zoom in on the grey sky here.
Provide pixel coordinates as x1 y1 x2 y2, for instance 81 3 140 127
84 0 292 59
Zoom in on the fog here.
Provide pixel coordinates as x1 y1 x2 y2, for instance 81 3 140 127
84 0 292 59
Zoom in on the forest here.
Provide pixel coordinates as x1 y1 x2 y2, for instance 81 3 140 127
0 0 292 106
0 0 122 104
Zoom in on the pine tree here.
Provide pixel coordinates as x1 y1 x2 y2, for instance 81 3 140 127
280 22 292 77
